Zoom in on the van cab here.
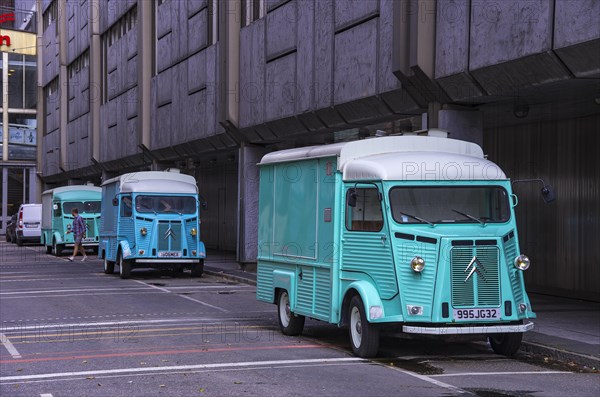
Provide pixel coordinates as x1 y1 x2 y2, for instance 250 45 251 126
99 170 206 279
41 186 102 255
257 134 537 358
13 204 42 246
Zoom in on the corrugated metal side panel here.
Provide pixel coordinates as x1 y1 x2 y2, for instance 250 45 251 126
503 236 524 305
296 267 314 314
396 241 438 306
314 267 331 319
256 263 274 302
342 233 398 299
485 113 600 301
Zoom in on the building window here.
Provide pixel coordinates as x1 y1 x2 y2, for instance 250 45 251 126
241 0 265 27
43 78 59 135
101 6 137 104
42 1 58 36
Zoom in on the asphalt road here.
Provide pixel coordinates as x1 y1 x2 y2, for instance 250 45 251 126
0 241 598 397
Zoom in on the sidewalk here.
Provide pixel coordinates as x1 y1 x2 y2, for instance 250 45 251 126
203 255 599 369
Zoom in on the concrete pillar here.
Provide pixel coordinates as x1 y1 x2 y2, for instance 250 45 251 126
137 0 153 149
29 166 39 203
2 52 8 161
237 144 268 264
1 167 7 233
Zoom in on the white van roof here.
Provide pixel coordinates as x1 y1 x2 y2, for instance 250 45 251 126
102 171 198 194
259 136 506 181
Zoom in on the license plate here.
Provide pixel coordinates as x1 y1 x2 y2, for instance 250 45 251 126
158 251 181 258
82 238 95 243
453 308 501 321
25 223 38 228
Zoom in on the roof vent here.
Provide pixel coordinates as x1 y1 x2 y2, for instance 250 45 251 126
165 168 181 173
427 128 449 138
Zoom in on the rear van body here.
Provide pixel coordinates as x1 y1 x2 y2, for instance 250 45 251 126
14 204 42 246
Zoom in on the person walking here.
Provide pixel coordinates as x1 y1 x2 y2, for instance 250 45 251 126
67 208 88 262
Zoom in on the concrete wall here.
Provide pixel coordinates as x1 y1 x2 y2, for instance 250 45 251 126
239 0 414 142
435 0 600 102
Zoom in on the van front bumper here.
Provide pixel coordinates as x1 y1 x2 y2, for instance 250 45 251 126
403 322 534 335
135 259 201 264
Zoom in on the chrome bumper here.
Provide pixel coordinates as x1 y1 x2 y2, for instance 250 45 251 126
403 322 534 335
135 259 201 264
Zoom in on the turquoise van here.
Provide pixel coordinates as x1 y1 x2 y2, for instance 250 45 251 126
98 170 206 279
41 186 102 255
257 134 540 358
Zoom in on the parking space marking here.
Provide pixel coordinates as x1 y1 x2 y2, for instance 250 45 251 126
0 287 152 295
380 362 468 394
0 332 22 358
133 280 229 313
39 394 54 397
0 357 364 382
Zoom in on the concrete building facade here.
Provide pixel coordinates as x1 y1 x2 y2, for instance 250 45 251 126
37 0 599 300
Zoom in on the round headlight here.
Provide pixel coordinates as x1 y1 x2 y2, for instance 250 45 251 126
140 227 147 236
190 228 197 237
514 254 530 270
410 256 425 272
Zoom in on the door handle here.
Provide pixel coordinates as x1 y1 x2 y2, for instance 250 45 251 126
381 235 387 246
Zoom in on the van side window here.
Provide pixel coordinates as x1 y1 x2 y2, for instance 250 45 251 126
121 196 133 217
53 202 62 217
346 188 383 232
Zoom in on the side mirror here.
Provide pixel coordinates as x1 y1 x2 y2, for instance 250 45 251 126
541 185 556 203
348 189 357 207
112 198 118 206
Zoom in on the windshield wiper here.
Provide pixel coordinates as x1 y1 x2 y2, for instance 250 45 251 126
451 209 485 225
398 211 434 226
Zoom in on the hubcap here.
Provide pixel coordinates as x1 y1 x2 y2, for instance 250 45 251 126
350 306 362 347
279 292 291 327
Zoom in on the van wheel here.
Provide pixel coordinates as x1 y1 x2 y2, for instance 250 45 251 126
52 239 62 256
118 251 131 279
348 295 379 358
104 258 115 275
45 244 52 254
488 332 523 356
190 260 204 277
277 290 305 336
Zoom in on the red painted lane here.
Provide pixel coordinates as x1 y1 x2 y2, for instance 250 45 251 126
0 343 326 364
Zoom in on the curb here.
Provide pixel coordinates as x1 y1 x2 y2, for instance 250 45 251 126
204 268 257 286
521 341 599 369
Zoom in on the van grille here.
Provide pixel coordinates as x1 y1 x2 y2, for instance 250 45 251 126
158 221 182 251
451 245 500 307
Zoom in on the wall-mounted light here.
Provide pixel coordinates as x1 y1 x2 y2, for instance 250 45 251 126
513 100 529 118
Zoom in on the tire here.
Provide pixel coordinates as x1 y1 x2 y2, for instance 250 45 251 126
277 290 305 336
190 259 204 277
488 332 523 356
104 257 115 275
118 251 131 279
52 239 61 256
16 237 23 246
348 295 379 358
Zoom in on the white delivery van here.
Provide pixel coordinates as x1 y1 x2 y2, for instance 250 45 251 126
14 203 42 246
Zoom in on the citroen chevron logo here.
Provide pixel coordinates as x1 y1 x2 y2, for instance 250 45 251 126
164 227 176 240
464 256 487 283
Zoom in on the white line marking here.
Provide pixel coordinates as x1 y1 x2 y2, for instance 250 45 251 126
0 333 22 358
133 280 229 313
40 394 54 397
379 363 468 394
0 287 151 295
431 370 573 377
1 291 162 300
0 318 220 332
0 358 365 382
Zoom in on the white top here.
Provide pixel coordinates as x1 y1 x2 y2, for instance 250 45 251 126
42 185 101 196
102 171 198 194
259 136 506 181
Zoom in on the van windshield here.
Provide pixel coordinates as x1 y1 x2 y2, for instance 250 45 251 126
389 186 510 225
63 201 102 214
135 195 196 215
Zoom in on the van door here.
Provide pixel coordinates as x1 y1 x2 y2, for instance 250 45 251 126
341 185 398 299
